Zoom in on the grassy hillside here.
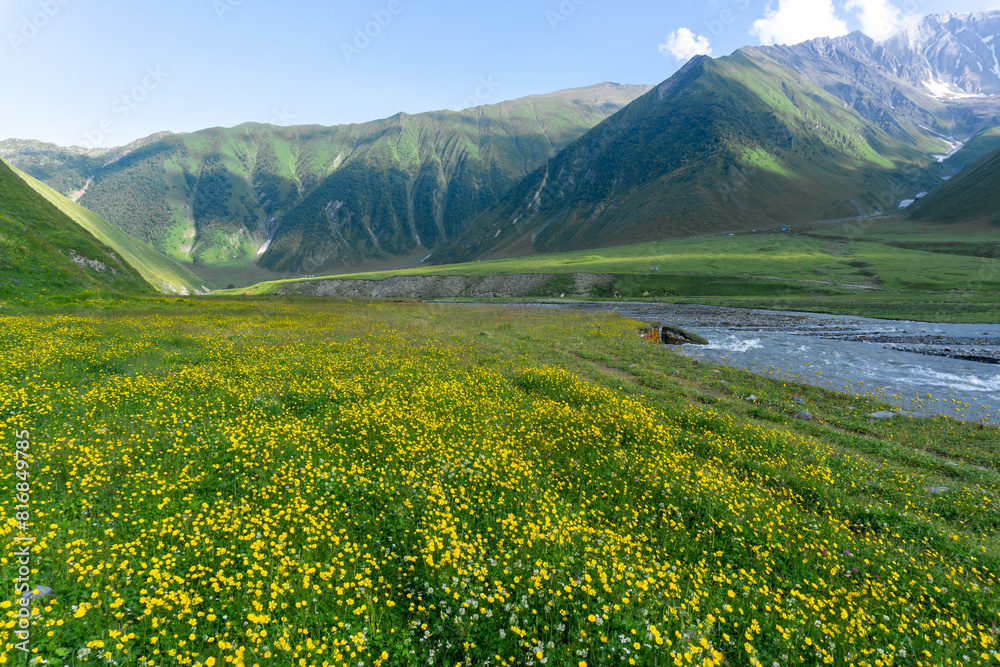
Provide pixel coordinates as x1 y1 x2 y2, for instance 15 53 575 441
943 126 1000 174
0 158 153 305
4 85 650 279
11 165 211 295
1 298 997 665
431 51 944 265
909 145 1000 226
231 219 1000 322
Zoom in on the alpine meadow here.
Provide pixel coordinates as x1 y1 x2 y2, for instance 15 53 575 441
2 3 999 667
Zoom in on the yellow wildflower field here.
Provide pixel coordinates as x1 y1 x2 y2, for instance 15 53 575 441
1 300 998 666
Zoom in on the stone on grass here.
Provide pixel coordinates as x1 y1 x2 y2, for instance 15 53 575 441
747 395 758 402
926 486 951 494
793 397 806 404
795 410 813 421
21 585 54 602
868 411 896 419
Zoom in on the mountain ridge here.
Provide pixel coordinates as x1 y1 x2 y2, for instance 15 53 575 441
2 83 651 279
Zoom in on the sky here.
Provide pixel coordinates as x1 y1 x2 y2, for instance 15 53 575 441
1 0 998 148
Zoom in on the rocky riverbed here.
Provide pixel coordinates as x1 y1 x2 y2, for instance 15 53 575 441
509 302 1000 422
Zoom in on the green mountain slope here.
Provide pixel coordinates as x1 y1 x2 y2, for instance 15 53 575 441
0 159 153 304
0 132 174 195
907 145 1000 225
4 85 650 278
942 127 1000 175
11 165 210 295
431 51 944 264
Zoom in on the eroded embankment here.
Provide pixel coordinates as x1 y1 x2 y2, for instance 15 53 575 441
275 273 616 299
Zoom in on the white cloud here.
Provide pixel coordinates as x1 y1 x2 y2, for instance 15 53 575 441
750 0 849 45
659 28 713 61
846 0 903 40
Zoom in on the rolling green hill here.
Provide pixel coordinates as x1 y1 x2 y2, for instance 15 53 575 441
430 50 945 265
908 144 1000 226
4 85 650 280
11 165 210 295
0 158 153 304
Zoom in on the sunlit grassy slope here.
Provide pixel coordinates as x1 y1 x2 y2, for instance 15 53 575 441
1 299 997 666
0 158 153 305
11 165 210 295
229 219 1000 321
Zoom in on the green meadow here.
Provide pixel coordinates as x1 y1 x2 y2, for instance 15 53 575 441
0 297 997 666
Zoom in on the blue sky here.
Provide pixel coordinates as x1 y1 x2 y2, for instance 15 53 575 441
1 0 997 148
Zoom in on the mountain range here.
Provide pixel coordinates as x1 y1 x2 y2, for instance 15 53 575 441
3 11 999 284
2 85 648 281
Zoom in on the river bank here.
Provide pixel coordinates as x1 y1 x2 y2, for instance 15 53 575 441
488 301 1000 422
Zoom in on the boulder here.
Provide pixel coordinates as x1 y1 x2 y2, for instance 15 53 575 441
795 410 813 421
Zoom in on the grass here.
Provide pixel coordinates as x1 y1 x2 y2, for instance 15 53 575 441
227 218 1000 323
9 166 210 295
0 159 153 306
1 296 998 667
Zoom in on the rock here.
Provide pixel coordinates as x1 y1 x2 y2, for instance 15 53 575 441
867 411 896 419
795 410 813 421
21 585 54 602
747 395 759 402
926 486 951 494
479 331 492 337
659 326 709 346
793 397 806 404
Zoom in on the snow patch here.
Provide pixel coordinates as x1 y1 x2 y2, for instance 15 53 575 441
899 199 916 209
257 237 273 256
983 35 995 43
933 139 966 163
922 78 988 99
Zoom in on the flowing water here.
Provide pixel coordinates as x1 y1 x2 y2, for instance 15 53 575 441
518 302 1000 422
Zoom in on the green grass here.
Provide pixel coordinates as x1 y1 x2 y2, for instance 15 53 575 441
0 158 153 306
1 296 997 666
10 166 210 295
229 219 999 322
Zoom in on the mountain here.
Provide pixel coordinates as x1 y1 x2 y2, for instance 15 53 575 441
0 132 174 195
942 126 1000 174
760 13 1000 154
10 165 209 295
2 85 650 278
881 12 1000 97
907 144 1000 225
0 158 153 303
429 50 944 264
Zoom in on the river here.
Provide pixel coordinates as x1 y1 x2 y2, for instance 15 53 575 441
522 302 1000 423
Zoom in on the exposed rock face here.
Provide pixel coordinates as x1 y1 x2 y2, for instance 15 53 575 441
881 12 1000 96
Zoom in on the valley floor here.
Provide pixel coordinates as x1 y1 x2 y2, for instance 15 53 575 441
1 297 998 667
